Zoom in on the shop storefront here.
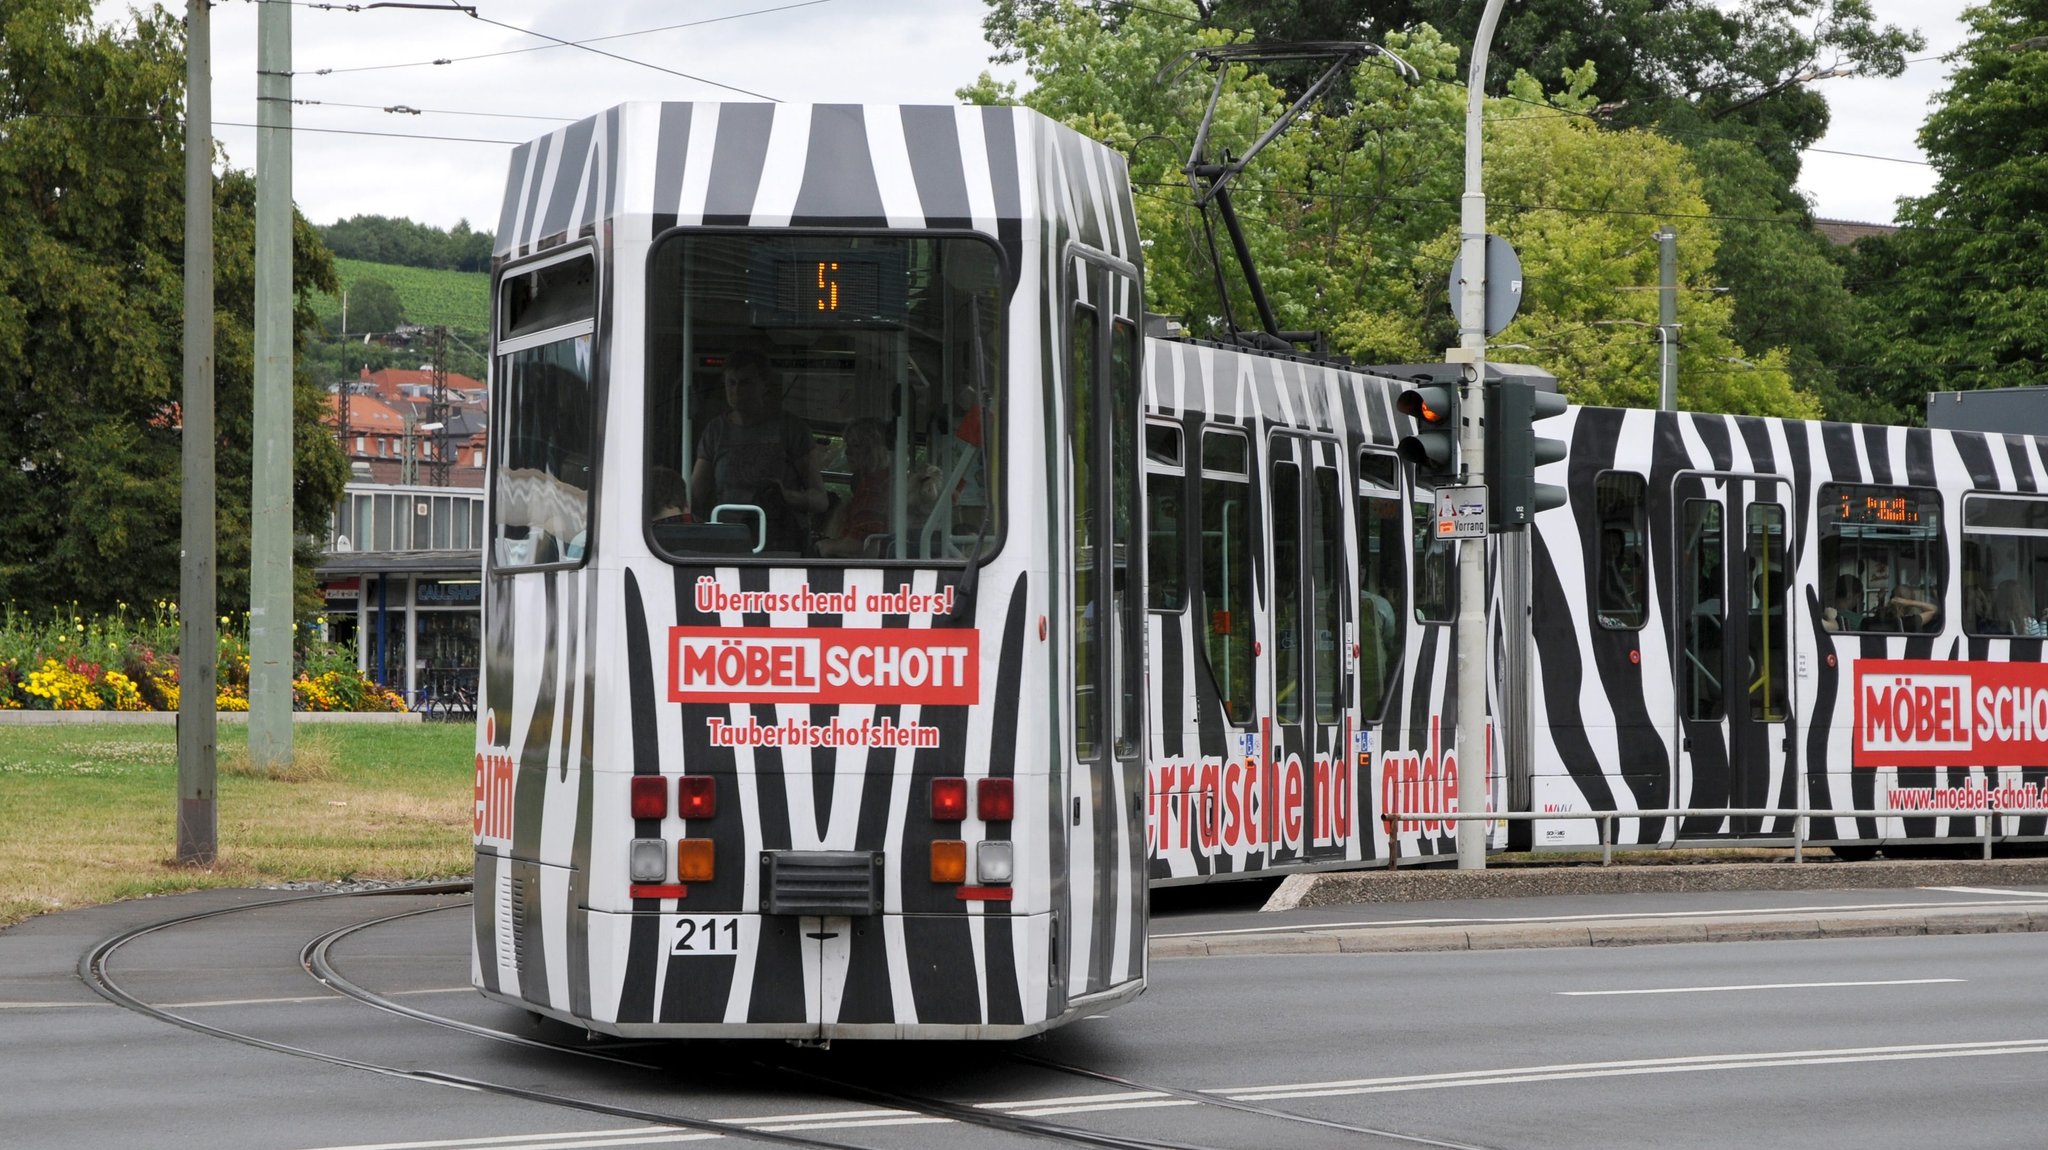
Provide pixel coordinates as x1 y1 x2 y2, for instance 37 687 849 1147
316 561 483 711
320 473 487 713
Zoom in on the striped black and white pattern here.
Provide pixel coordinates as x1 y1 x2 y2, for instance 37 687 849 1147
1139 343 1471 883
476 102 1147 1040
1526 408 2048 849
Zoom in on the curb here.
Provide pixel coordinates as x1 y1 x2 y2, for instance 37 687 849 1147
1151 904 2048 959
0 711 426 725
1266 857 2048 908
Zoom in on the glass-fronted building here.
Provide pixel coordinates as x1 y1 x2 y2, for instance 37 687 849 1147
319 482 484 712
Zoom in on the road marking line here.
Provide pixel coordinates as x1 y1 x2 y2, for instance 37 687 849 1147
1155 897 2040 938
296 1128 709 1150
286 1038 2048 1141
1926 885 2048 899
1218 1038 2048 1099
1557 978 1965 996
168 987 475 1009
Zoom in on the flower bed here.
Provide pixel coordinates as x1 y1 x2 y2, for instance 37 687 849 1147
0 603 404 713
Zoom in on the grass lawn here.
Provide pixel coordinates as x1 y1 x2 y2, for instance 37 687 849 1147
0 722 475 929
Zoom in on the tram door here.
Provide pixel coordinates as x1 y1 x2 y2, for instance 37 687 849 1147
1673 473 1793 836
1064 250 1146 997
1267 435 1350 865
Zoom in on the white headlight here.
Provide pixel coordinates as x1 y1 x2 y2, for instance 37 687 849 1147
628 838 667 882
977 840 1014 884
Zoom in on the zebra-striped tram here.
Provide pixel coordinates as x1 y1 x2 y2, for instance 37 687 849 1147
472 101 1151 1040
473 99 2048 1043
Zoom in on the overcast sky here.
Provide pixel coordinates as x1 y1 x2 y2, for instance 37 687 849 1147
131 0 1972 232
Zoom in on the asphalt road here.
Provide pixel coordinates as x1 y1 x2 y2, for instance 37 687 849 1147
3 873 2046 1150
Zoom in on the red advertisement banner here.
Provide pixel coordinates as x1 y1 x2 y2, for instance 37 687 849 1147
667 626 980 706
1853 658 2048 768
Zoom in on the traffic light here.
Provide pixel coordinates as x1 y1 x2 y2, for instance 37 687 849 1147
1396 375 1461 484
1484 377 1569 530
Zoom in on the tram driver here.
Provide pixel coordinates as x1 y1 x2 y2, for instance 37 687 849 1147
689 348 828 554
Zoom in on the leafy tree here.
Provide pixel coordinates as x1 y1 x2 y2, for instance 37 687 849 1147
344 276 406 334
0 0 346 615
1845 0 2048 417
962 2 1818 416
983 0 1918 422
321 214 493 272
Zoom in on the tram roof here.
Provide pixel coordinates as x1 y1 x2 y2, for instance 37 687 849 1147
494 102 1136 264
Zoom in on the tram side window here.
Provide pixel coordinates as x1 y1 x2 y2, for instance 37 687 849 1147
1200 430 1254 724
1412 491 1455 623
493 253 596 569
1817 483 1945 634
1311 461 1344 725
1146 423 1185 611
1356 451 1406 719
1961 494 2048 636
1072 306 1100 758
1594 472 1648 629
1272 459 1304 724
1111 318 1141 757
1748 501 1790 722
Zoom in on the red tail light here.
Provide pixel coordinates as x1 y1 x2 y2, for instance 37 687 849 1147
678 775 717 819
931 777 967 821
629 775 667 820
977 778 1014 821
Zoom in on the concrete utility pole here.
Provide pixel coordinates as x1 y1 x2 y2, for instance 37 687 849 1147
249 0 294 771
1450 0 1509 870
1657 225 1679 412
178 0 218 866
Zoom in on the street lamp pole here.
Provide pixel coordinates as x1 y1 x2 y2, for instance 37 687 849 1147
1657 226 1678 412
178 0 217 864
249 0 294 772
1451 0 1509 870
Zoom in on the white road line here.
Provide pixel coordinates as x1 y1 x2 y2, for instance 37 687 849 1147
1557 978 1965 996
289 1038 2048 1144
1219 1038 2048 1099
1925 885 2048 899
168 987 475 1009
1152 897 2041 939
295 1128 710 1150
0 1000 106 1010
979 1090 1172 1111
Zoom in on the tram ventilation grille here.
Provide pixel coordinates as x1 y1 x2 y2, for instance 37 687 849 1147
509 869 532 971
761 850 883 916
495 868 516 964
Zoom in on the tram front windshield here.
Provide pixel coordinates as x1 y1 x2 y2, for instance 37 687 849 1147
646 233 1004 562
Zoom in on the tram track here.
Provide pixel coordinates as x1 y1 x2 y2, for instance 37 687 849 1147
309 895 1498 1150
85 883 1494 1150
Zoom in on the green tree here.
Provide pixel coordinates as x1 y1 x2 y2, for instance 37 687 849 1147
983 0 1919 422
1846 0 2048 416
963 2 1818 416
0 0 346 615
344 276 406 335
319 213 494 272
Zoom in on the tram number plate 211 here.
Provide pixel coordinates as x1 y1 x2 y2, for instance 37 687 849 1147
670 916 742 956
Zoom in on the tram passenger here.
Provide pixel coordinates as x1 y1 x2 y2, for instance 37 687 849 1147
648 466 693 525
689 348 828 553
1881 585 1940 631
1821 573 1864 632
818 419 936 558
1988 579 2047 636
1964 569 1995 632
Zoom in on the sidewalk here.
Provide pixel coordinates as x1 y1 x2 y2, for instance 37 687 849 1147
1152 858 2048 957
